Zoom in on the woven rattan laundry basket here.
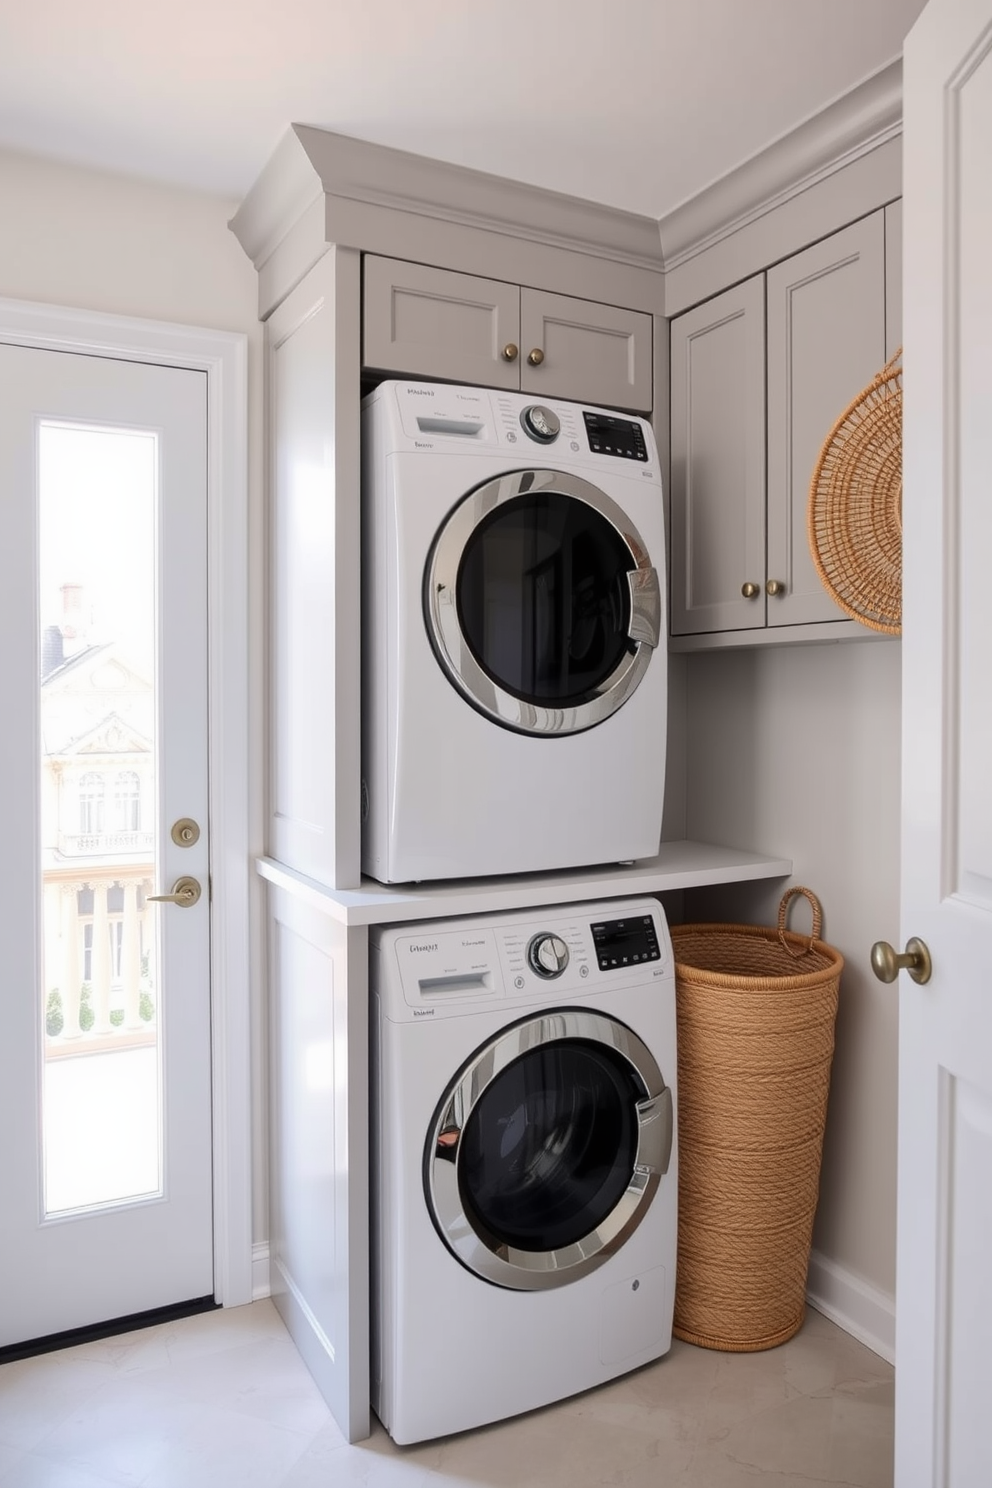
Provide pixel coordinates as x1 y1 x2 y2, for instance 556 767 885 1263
670 887 843 1352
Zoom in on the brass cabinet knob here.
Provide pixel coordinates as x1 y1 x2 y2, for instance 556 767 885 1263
766 579 785 597
147 876 202 909
527 347 545 366
741 582 760 599
871 937 932 985
502 343 519 362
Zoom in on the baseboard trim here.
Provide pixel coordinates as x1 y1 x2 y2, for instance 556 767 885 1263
806 1248 895 1364
252 1242 271 1301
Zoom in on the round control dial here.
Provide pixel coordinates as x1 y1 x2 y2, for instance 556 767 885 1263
527 932 569 979
520 405 561 444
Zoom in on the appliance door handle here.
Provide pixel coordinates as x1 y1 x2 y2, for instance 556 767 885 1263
634 1087 673 1177
626 566 661 648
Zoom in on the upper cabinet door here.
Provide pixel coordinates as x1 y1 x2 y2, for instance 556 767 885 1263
363 256 520 390
520 289 653 412
766 212 886 627
670 276 767 636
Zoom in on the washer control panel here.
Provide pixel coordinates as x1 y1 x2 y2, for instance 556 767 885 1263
378 898 672 1022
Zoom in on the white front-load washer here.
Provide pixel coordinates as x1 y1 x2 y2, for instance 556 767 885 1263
371 896 678 1445
361 380 667 884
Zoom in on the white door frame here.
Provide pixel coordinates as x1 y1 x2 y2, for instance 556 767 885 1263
0 296 252 1308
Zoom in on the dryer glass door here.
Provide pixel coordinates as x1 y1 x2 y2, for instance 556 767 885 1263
425 470 661 736
426 1009 673 1291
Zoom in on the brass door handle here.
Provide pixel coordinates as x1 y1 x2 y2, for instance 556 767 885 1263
502 343 519 362
766 579 785 597
527 347 545 366
871 937 932 985
741 582 760 599
148 876 202 908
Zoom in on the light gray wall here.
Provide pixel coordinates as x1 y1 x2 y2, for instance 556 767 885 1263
680 637 902 1299
0 146 269 1248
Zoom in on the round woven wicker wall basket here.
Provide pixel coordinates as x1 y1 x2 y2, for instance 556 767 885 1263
671 888 843 1353
808 351 902 635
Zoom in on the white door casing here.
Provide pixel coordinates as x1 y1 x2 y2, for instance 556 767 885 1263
897 2 992 1483
0 300 251 1320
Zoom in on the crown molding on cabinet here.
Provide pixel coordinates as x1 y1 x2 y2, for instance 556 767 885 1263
229 124 665 281
229 59 903 315
657 59 903 271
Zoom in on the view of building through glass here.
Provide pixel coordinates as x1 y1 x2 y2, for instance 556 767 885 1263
38 421 162 1214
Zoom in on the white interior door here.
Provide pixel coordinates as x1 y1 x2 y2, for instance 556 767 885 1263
0 342 213 1345
896 1 992 1482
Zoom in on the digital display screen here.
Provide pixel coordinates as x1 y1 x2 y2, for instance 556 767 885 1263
583 412 649 462
590 914 661 970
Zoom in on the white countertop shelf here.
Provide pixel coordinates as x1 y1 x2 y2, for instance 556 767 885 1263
256 840 792 927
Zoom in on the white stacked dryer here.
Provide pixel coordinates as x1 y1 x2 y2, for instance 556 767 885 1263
361 380 667 884
371 896 678 1444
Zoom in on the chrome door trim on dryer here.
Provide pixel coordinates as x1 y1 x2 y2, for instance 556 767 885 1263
424 468 661 736
425 1008 673 1291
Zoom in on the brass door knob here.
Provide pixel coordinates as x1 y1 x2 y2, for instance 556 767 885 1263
741 582 760 599
766 579 785 597
148 876 202 909
502 343 519 362
871 937 932 985
527 348 545 366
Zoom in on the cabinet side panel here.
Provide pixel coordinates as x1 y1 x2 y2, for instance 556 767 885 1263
670 277 766 636
766 211 885 628
267 249 362 886
267 884 370 1441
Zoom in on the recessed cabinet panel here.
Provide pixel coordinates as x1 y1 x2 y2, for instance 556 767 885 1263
363 256 520 390
520 289 653 412
766 213 886 628
670 277 766 636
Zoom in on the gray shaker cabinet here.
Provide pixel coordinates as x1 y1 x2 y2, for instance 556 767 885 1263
670 275 767 637
670 208 892 642
363 256 521 392
519 287 653 410
363 254 653 412
766 212 886 628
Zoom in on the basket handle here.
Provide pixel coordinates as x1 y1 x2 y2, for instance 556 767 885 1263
777 886 824 959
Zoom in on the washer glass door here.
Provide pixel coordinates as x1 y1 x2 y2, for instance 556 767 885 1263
426 1010 673 1290
425 469 661 736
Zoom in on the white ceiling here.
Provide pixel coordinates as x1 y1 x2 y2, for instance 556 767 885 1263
0 0 928 219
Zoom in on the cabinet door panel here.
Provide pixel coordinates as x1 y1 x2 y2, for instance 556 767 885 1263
670 277 766 636
363 256 520 389
767 212 886 627
520 289 653 412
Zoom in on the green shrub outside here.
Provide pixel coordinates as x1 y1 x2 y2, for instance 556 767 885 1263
45 985 157 1035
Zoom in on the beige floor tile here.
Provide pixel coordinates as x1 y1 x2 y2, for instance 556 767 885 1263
0 1300 894 1488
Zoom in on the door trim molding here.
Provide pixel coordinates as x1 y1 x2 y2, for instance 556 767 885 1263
0 296 252 1307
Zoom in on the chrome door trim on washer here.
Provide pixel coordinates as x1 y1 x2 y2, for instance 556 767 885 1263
424 469 661 737
425 1009 673 1291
